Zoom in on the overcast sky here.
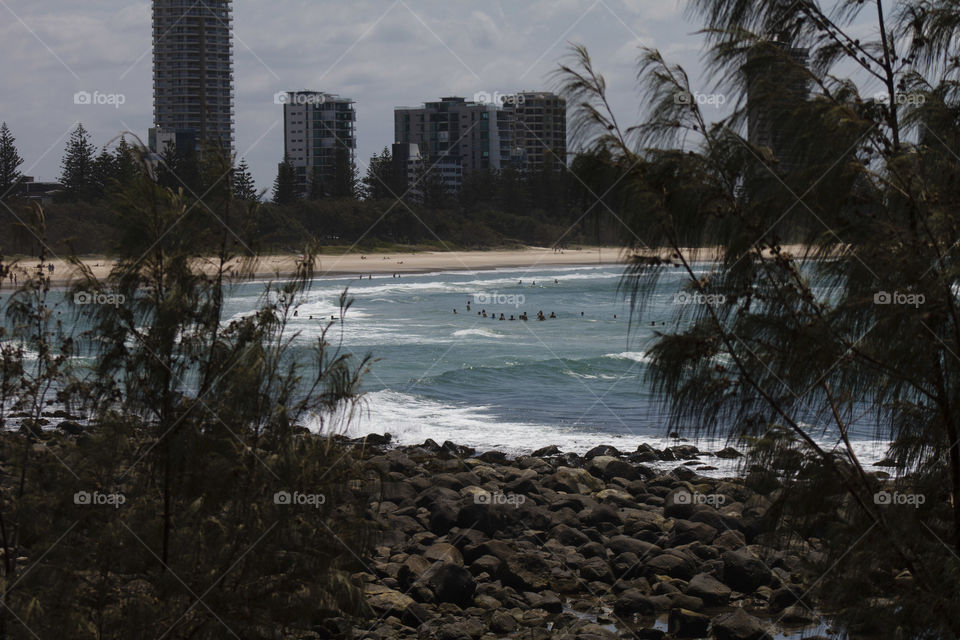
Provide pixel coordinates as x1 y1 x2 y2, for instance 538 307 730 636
0 1 710 191
0 1 888 193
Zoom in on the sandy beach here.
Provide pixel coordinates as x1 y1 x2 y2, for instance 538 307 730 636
5 247 628 287
3 244 812 287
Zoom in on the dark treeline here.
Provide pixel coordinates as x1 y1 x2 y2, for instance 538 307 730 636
0 126 626 257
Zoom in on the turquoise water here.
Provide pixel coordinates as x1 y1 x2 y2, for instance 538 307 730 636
220 263 886 471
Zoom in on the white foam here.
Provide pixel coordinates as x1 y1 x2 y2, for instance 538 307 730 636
452 328 506 339
306 389 893 479
604 351 653 363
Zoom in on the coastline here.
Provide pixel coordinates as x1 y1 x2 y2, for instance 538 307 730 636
8 246 625 287
5 243 817 288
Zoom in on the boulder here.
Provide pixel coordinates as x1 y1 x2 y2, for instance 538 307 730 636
715 447 742 459
685 573 731 606
586 456 637 481
398 554 432 589
365 584 415 616
668 608 710 637
584 444 620 458
501 552 552 591
645 551 696 580
424 542 463 566
546 467 604 493
613 588 655 615
722 549 772 593
551 524 591 547
579 557 614 583
470 554 502 577
608 535 660 559
532 445 561 457
426 562 476 607
489 610 517 633
711 608 772 640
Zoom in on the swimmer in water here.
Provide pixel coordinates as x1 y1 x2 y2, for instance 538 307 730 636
453 309 457 314
509 315 515 321
499 313 505 321
549 312 556 318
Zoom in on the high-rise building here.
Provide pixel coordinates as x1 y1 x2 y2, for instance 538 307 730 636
281 91 356 198
394 96 514 192
746 43 810 170
507 91 567 172
393 93 566 193
151 0 235 157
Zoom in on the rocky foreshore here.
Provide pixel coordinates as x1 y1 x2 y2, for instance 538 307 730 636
333 436 836 640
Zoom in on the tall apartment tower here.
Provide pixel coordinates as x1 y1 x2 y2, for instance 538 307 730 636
151 0 235 157
508 91 567 172
746 43 810 171
394 97 514 192
281 91 356 197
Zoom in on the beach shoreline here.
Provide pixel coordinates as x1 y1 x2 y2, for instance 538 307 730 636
4 244 814 288
4 246 626 288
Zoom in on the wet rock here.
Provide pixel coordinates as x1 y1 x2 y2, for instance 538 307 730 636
584 444 620 458
645 551 696 580
477 450 508 464
685 572 731 606
711 607 773 640
586 456 637 481
532 444 561 457
715 447 743 459
722 549 772 593
613 588 655 614
669 608 711 637
579 557 614 583
57 421 84 436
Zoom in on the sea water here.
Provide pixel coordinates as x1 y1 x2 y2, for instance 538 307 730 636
219 263 887 476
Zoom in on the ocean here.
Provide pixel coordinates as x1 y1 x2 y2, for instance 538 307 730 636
220 262 888 476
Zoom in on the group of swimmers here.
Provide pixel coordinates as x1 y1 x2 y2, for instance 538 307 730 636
458 309 557 321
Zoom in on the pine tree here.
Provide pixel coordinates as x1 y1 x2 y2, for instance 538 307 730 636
59 124 97 202
332 147 358 199
233 157 258 201
272 156 298 205
91 147 117 200
307 166 325 200
113 137 139 190
362 147 395 200
0 122 24 199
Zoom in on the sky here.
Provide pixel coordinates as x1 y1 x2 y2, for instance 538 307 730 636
0 1 889 193
0 0 710 192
